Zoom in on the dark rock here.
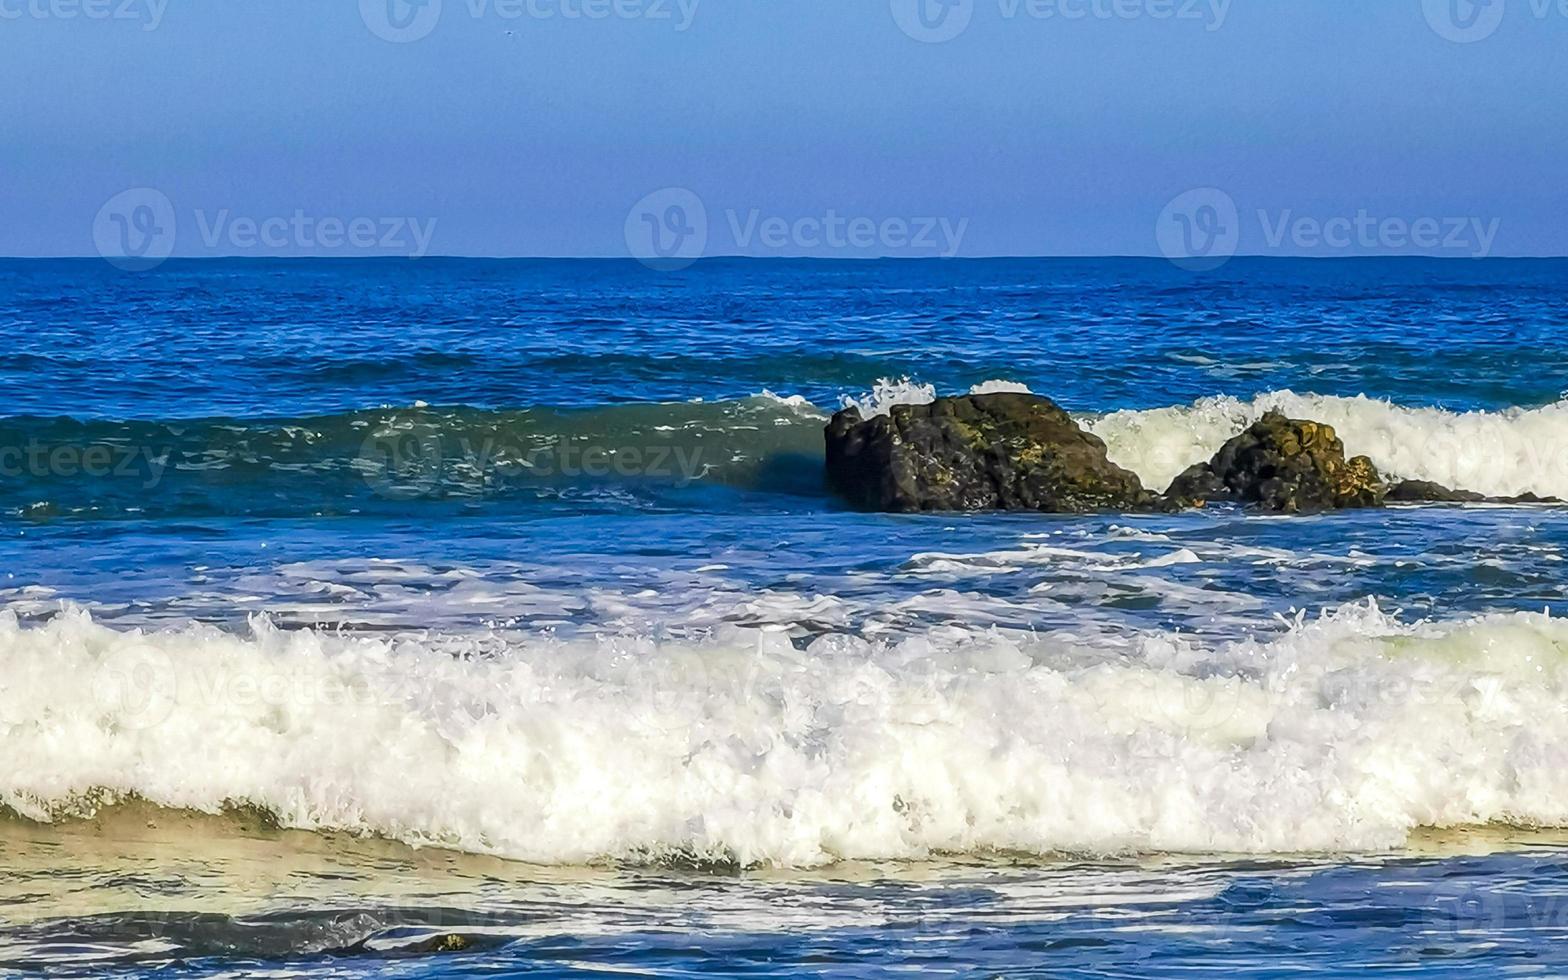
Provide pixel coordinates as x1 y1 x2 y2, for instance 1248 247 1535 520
1497 492 1564 505
1163 411 1385 513
1386 481 1562 505
1165 461 1228 507
1387 480 1485 503
824 393 1153 513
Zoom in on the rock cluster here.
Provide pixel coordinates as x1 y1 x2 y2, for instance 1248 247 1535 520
824 394 1561 514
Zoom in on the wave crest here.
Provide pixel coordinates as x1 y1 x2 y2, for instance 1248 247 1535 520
6 386 1567 516
5 603 1568 867
1088 391 1568 497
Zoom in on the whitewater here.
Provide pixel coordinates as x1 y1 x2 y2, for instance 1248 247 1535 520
4 600 1567 868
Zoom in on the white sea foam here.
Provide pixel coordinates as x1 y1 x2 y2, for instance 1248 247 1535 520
968 380 1034 396
838 378 1037 420
1088 392 1568 497
839 378 939 419
754 390 828 418
5 603 1568 867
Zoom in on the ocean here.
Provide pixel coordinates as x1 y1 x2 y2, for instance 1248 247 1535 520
3 256 1568 977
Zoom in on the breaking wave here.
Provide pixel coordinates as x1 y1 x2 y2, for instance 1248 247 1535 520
5 384 1566 517
5 602 1568 868
1088 391 1568 497
834 380 1568 498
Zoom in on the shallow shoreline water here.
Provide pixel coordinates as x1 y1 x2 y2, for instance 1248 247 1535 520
6 805 1568 976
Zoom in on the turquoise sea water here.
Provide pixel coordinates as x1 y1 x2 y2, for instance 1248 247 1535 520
3 257 1568 977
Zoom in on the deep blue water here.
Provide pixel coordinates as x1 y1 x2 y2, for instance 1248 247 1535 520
4 257 1566 419
3 258 1568 977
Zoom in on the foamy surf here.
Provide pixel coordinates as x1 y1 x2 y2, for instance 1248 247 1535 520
1089 391 1568 497
4 602 1568 868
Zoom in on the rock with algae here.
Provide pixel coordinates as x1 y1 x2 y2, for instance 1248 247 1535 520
825 392 1154 513
1165 410 1386 513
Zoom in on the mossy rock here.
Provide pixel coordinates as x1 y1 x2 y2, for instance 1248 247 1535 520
1166 410 1386 513
825 393 1153 513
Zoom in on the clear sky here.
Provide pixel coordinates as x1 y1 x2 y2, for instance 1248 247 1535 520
3 0 1565 258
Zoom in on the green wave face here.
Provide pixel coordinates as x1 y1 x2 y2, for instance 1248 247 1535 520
0 396 832 520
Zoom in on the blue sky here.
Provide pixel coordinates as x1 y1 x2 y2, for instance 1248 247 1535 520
3 0 1565 258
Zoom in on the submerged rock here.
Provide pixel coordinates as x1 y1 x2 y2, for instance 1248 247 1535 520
1386 480 1562 505
1503 491 1565 504
824 393 1152 513
1386 480 1486 504
1165 411 1385 513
